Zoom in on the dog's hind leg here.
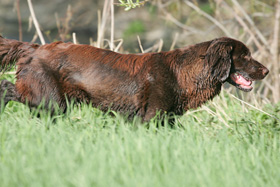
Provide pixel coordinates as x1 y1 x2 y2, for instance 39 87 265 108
15 68 67 115
0 80 20 113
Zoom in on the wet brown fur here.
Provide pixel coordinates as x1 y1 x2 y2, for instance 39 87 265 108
0 36 268 121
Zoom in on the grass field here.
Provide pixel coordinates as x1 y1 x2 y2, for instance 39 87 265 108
0 88 280 187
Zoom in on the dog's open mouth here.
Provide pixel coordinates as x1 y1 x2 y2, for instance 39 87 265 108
228 72 253 92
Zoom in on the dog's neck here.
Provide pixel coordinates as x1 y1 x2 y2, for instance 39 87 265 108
164 47 222 113
177 70 222 113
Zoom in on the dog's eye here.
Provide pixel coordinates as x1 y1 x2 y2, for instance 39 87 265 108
239 54 245 59
244 55 252 61
241 53 251 60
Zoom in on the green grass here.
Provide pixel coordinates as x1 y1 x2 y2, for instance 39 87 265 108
0 92 280 187
123 20 146 38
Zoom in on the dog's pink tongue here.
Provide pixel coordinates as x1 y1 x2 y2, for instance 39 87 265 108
231 73 252 86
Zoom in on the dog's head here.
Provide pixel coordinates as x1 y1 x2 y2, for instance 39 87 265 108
205 37 269 92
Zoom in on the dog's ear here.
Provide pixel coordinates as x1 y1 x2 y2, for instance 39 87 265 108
205 41 233 83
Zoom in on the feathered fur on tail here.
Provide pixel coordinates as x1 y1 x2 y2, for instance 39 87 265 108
0 35 39 73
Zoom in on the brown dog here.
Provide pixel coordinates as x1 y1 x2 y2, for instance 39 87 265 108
0 36 268 121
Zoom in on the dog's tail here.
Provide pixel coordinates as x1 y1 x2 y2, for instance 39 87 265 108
0 35 39 73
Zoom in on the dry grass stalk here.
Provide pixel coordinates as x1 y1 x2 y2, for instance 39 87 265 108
228 92 280 122
96 0 120 51
114 39 124 52
137 35 145 53
170 32 179 51
15 0 22 41
55 5 73 42
271 0 280 103
201 105 230 128
27 0 45 45
72 32 77 44
157 39 163 52
110 0 115 50
30 33 38 43
97 0 111 48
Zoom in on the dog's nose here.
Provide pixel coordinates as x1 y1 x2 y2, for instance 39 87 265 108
262 68 269 76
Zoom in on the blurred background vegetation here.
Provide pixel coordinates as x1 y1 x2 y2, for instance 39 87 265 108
0 0 279 104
